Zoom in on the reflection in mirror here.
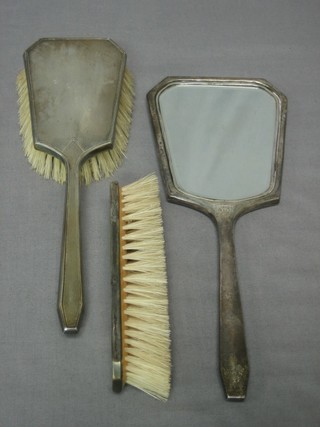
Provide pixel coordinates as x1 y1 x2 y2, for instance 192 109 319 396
148 77 287 401
159 84 277 200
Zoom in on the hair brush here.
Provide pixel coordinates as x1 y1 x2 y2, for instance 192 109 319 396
16 38 134 333
111 174 171 400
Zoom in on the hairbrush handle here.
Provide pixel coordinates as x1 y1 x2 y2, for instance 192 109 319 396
58 161 83 333
217 216 249 400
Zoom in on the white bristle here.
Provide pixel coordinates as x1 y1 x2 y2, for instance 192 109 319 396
16 68 134 184
120 174 171 401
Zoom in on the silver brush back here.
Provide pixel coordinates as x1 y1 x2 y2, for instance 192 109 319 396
23 38 126 332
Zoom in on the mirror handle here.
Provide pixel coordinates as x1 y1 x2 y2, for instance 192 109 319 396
217 217 249 400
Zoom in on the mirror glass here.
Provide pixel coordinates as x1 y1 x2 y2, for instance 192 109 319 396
158 83 278 200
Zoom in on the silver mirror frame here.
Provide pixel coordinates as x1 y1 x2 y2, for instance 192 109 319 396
147 77 287 400
148 77 287 217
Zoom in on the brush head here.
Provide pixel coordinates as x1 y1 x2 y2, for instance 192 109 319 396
17 39 134 184
111 174 171 401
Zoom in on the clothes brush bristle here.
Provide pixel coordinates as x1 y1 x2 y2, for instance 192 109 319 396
16 68 134 184
120 174 171 400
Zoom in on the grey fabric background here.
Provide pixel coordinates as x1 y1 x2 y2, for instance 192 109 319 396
0 1 319 426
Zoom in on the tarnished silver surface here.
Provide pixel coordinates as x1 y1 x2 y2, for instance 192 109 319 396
147 77 287 400
110 181 123 392
24 38 126 333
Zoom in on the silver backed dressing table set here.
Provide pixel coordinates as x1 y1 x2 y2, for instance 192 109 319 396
17 38 287 401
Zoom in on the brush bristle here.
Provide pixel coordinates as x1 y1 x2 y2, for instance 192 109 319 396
120 174 171 401
16 68 134 184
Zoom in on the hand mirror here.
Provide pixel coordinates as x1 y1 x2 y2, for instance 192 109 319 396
147 77 287 400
